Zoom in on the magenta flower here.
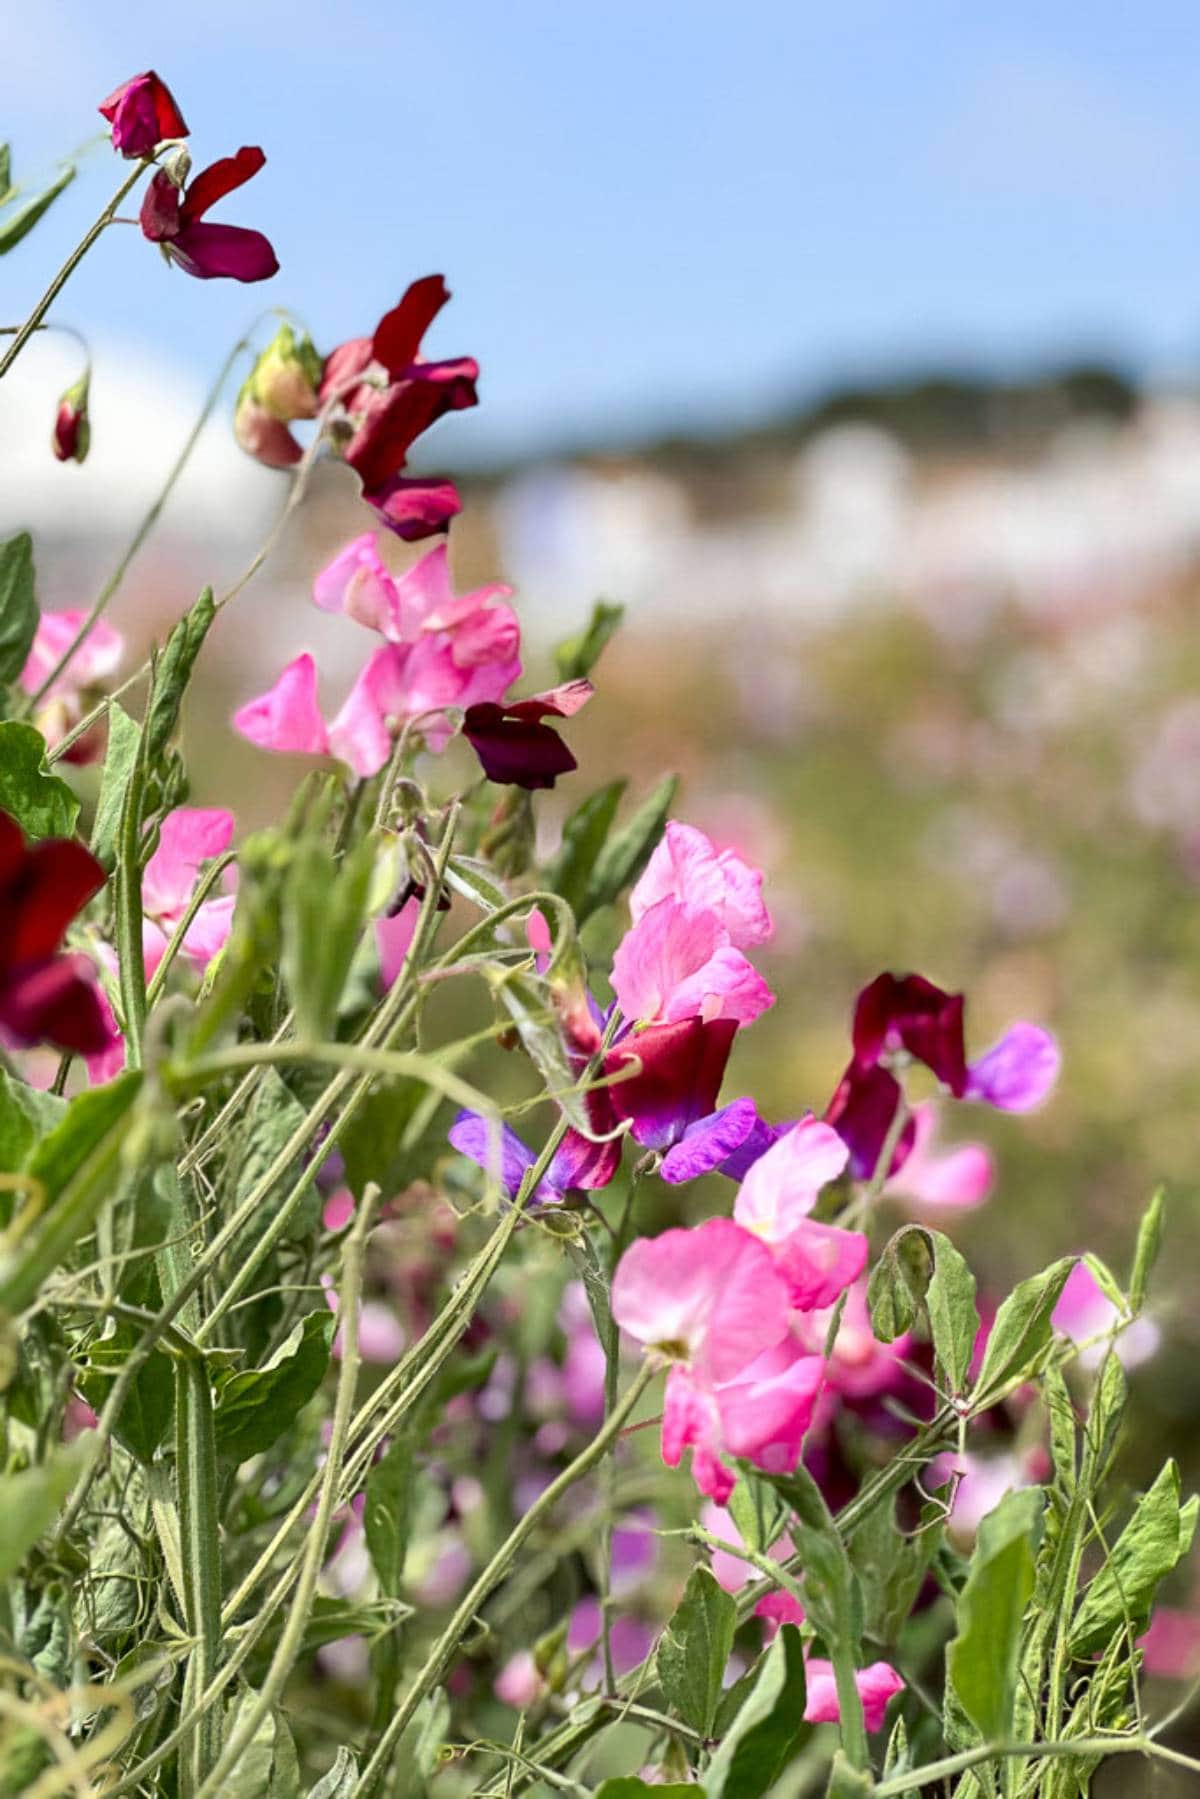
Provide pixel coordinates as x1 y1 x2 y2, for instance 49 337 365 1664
462 679 593 790
320 275 477 538
139 147 278 283
804 1659 905 1732
732 1118 868 1310
853 972 969 1095
630 821 773 948
99 71 188 157
612 896 774 1029
0 812 108 1056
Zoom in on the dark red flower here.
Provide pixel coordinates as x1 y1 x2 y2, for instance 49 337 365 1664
320 275 477 538
824 1060 916 1181
604 1016 738 1152
0 812 108 1055
99 71 188 158
139 147 278 283
851 971 968 1095
463 680 593 790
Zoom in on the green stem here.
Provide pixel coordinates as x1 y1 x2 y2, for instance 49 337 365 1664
175 1354 223 1796
0 160 148 380
353 1361 657 1797
871 1733 1200 1795
114 729 151 1069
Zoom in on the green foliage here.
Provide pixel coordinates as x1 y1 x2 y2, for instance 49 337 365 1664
0 1436 95 1583
1129 1187 1165 1315
554 598 625 681
868 1224 979 1394
595 1783 697 1798
0 719 79 837
76 1322 175 1462
582 773 678 919
657 1563 737 1735
1069 1459 1198 1656
546 778 626 913
142 585 216 766
0 1069 65 1180
364 1428 416 1596
948 1486 1045 1743
282 828 375 1039
972 1256 1076 1406
213 1310 336 1463
90 701 141 869
703 1625 809 1799
0 164 75 254
0 531 37 686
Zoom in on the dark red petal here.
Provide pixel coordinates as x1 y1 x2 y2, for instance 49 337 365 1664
6 838 105 967
825 1060 915 1180
852 971 967 1095
604 1017 737 1150
0 955 110 1055
180 146 267 223
170 222 279 283
0 812 26 887
462 707 577 790
364 476 461 540
344 359 479 490
139 170 181 242
372 275 451 376
318 337 374 406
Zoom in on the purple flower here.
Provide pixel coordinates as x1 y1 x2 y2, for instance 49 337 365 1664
448 1111 619 1207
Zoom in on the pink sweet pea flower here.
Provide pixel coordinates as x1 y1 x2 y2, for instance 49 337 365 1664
141 808 236 977
1140 1608 1200 1680
631 822 773 949
1052 1262 1160 1369
140 147 278 283
886 1102 994 1214
804 1659 904 1731
733 1118 866 1310
798 1280 911 1401
314 538 518 662
612 897 774 1030
99 71 188 157
20 611 123 760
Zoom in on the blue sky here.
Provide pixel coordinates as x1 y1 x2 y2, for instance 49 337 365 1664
5 1 1200 458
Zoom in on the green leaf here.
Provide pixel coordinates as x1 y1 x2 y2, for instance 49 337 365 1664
0 530 37 685
826 1752 876 1797
1069 1460 1195 1655
728 1473 789 1559
0 1434 96 1583
882 1716 918 1799
220 1690 302 1797
947 1486 1045 1743
1129 1188 1165 1315
583 774 678 918
308 1747 359 1796
554 598 625 681
1043 1361 1077 1496
89 703 141 870
762 1464 864 1653
656 1563 737 1735
868 1226 978 1393
214 1310 336 1463
973 1256 1076 1405
308 1748 357 1797
545 779 626 914
595 1784 697 1798
142 585 216 766
229 1069 321 1255
24 1072 141 1199
0 145 12 207
847 1492 935 1644
0 164 75 254
0 1070 65 1179
866 1227 932 1341
0 719 80 838
247 1597 410 1680
364 1428 416 1597
704 1624 809 1799
76 1323 174 1463
283 831 375 1040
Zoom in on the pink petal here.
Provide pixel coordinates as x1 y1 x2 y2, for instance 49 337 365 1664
326 645 408 777
20 610 123 700
179 895 236 971
612 898 773 1028
715 1337 825 1471
890 1105 994 1212
375 897 420 988
804 1660 904 1732
966 1023 1060 1112
773 1220 869 1311
734 1115 849 1241
612 1217 790 1382
142 807 234 922
312 533 399 633
233 653 329 757
632 821 773 949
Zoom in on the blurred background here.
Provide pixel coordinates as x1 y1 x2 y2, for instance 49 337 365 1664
5 1 1200 1766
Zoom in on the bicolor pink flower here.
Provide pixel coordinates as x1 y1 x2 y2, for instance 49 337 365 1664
140 147 278 283
99 71 188 157
612 897 774 1030
1052 1262 1160 1370
733 1118 867 1310
320 275 476 538
804 1659 904 1731
20 610 123 760
886 1102 994 1213
463 680 593 790
141 808 236 976
630 822 773 949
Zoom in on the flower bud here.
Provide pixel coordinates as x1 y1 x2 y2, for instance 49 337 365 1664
234 323 323 468
51 374 90 464
98 71 189 159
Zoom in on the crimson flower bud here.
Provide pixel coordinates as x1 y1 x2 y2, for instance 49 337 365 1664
52 373 90 464
98 71 188 159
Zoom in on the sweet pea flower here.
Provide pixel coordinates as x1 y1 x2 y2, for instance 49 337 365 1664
1052 1262 1160 1370
140 147 278 283
612 897 774 1031
798 1280 912 1402
463 680 593 790
448 1109 621 1208
52 373 90 464
140 807 236 975
630 822 773 948
0 811 108 1056
733 1118 867 1310
804 1659 905 1731
602 1015 749 1171
99 71 188 157
612 1219 824 1501
886 1102 994 1213
929 1448 1036 1547
320 275 476 537
1140 1608 1200 1680
20 610 123 760
314 537 518 658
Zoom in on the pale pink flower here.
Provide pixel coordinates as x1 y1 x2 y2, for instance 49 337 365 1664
20 611 123 756
375 896 420 988
798 1280 912 1401
140 808 236 976
1052 1262 1160 1369
887 1102 994 1214
612 897 774 1029
732 1117 866 1309
631 821 773 948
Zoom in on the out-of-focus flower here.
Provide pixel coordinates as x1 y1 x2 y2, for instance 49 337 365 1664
99 71 188 157
732 1117 867 1309
1052 1262 1160 1369
19 610 123 760
140 807 236 976
804 1659 904 1731
798 1279 911 1401
886 1102 994 1213
320 275 476 537
52 373 90 464
0 811 108 1055
463 679 593 790
1140 1607 1200 1680
929 1448 1035 1546
140 147 278 282
447 1108 620 1207
234 323 322 467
